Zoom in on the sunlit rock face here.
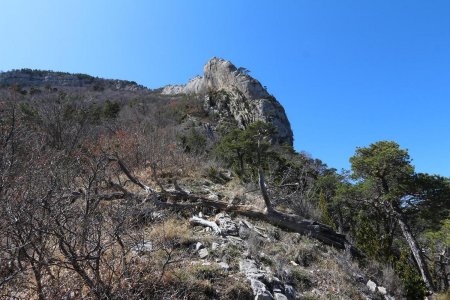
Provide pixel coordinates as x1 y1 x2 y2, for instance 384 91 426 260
162 57 293 145
0 70 145 91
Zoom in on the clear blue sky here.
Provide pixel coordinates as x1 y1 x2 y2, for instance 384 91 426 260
1 1 449 176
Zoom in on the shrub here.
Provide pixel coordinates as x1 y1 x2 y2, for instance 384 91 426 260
149 218 193 247
289 268 313 290
395 250 427 299
180 128 207 155
102 100 121 119
222 278 253 299
193 264 224 280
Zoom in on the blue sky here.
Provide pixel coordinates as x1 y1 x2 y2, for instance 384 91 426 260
1 1 449 176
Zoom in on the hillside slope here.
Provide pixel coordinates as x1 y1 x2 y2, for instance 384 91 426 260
0 59 446 300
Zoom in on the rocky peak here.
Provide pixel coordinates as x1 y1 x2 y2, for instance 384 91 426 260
162 57 294 145
203 57 270 100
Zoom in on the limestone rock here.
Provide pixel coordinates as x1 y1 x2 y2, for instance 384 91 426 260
218 261 230 271
240 259 274 299
195 242 204 251
377 286 387 295
0 69 145 91
211 242 219 250
215 212 239 236
274 293 288 300
131 241 153 255
162 57 293 145
198 248 209 259
283 285 295 300
366 280 377 293
250 279 274 300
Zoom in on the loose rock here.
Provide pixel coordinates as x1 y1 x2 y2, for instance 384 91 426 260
215 213 239 236
366 280 377 293
199 248 209 259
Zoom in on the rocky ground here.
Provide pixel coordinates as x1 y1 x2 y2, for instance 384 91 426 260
148 208 397 300
128 172 398 299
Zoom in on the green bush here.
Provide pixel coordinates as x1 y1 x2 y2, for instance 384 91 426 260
102 100 121 119
395 250 427 299
180 128 207 155
289 268 313 290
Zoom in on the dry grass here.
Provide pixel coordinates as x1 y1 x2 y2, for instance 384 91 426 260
147 217 194 246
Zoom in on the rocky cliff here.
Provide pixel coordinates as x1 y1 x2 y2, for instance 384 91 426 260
162 58 294 145
0 69 146 91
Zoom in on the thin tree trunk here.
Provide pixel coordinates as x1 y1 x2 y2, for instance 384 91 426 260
437 249 449 291
381 177 435 292
31 264 45 300
396 211 435 292
258 167 273 213
237 150 244 176
256 138 273 213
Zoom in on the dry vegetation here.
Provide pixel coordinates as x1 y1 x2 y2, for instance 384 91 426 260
0 82 448 299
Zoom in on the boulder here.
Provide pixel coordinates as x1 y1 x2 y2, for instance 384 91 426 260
240 259 274 299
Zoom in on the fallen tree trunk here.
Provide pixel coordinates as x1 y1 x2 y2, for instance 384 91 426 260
156 196 360 256
112 158 361 257
189 216 222 235
108 156 155 194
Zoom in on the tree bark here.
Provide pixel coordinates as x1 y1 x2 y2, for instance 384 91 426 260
189 216 222 235
156 197 361 256
258 167 273 213
396 210 435 292
437 249 449 291
108 157 154 194
380 177 435 292
256 138 273 213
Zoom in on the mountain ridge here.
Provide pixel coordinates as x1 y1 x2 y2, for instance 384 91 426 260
0 68 147 91
1 57 294 145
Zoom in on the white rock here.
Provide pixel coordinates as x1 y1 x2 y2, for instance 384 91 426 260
274 293 288 300
131 241 153 254
215 213 239 236
195 242 204 251
219 261 230 271
377 286 387 295
198 248 209 259
161 57 293 145
211 242 219 250
251 279 274 300
367 280 377 293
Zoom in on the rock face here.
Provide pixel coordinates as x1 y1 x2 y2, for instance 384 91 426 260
0 69 146 91
162 57 294 145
